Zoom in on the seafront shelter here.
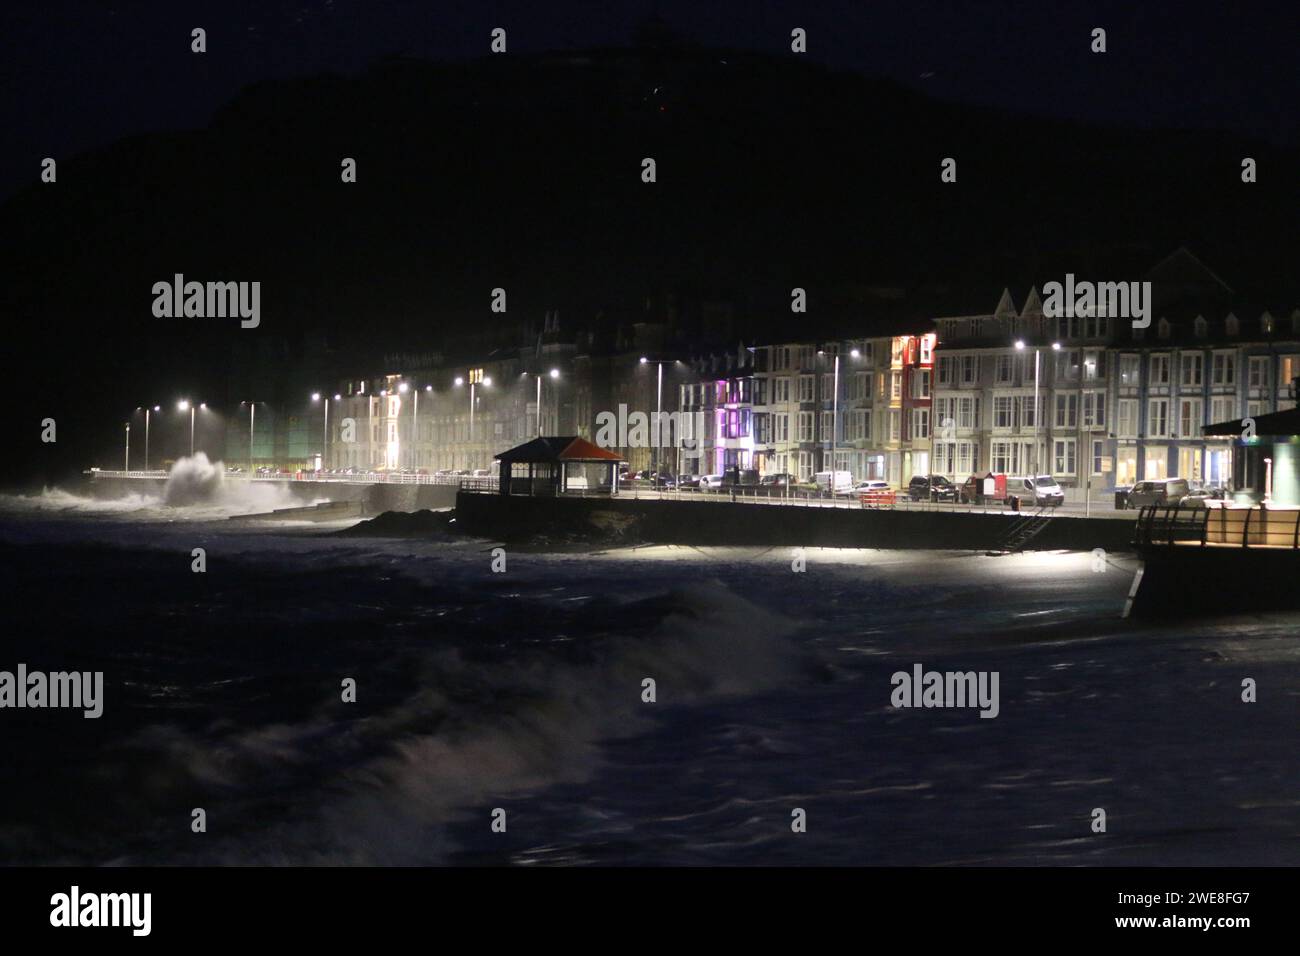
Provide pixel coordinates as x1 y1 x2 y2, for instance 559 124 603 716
1203 407 1300 506
494 436 625 496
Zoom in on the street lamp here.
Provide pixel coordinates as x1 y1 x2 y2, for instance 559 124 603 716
176 400 199 457
123 422 130 472
816 349 841 476
1015 339 1061 476
641 357 664 481
533 368 561 437
240 401 257 478
135 404 162 472
456 371 491 469
832 350 841 475
312 393 331 471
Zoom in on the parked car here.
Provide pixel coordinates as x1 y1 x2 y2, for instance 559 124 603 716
677 474 701 489
759 472 795 488
699 474 724 490
850 480 891 495
1123 477 1192 509
1180 486 1229 508
908 474 958 502
1007 475 1065 508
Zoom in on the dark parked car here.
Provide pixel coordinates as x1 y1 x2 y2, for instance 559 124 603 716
1123 477 1192 509
908 474 958 502
759 472 795 487
1179 486 1228 508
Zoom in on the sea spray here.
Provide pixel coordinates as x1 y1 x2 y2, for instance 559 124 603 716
162 453 226 506
94 582 807 864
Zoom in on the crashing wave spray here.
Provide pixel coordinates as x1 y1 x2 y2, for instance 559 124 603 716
161 454 300 513
162 452 226 506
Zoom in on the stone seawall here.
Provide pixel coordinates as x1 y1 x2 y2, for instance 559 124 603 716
454 492 1138 552
83 476 458 514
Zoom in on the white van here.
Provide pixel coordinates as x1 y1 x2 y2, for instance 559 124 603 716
814 470 854 494
1008 475 1065 507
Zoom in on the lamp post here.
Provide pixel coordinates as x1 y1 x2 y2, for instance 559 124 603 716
422 385 431 469
405 383 417 471
1015 340 1061 477
312 393 331 472
832 351 840 475
142 405 160 472
640 357 664 481
241 401 256 478
816 349 841 477
177 400 194 457
124 422 130 472
387 382 411 471
536 368 560 436
456 372 491 470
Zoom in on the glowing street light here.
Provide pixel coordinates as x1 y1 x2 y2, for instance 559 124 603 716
176 400 200 457
135 404 162 472
456 371 491 466
533 368 562 437
1014 340 1061 474
312 392 331 471
240 401 259 477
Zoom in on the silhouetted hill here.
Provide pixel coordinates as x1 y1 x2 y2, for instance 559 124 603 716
3 43 1297 483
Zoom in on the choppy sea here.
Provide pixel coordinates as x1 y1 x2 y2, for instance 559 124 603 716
0 476 1297 865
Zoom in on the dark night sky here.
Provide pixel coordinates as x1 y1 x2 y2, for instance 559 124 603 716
3 0 1298 486
3 0 1297 200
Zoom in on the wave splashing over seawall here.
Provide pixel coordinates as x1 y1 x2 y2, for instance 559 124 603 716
162 452 226 506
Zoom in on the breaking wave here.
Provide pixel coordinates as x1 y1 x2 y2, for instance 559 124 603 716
94 581 806 865
0 456 310 520
161 451 226 505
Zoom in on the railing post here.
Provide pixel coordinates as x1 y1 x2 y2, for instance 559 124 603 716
1241 506 1252 549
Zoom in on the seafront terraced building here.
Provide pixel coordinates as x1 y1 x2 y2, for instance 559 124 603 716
227 251 1298 497
931 250 1300 504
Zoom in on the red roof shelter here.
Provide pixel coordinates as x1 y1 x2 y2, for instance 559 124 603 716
494 436 625 496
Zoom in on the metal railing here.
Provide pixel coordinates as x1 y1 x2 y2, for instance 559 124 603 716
88 469 493 487
1135 502 1300 549
568 484 1089 513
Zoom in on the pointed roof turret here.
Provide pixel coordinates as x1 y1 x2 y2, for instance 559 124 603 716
994 288 1018 318
1020 286 1043 318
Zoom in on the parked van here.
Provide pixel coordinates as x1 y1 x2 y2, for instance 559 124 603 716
1008 475 1065 507
1122 477 1191 509
814 470 854 495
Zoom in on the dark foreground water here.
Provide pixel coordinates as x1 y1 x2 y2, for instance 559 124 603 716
1 487 1298 866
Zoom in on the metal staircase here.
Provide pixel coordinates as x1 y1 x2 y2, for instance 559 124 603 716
987 507 1053 554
